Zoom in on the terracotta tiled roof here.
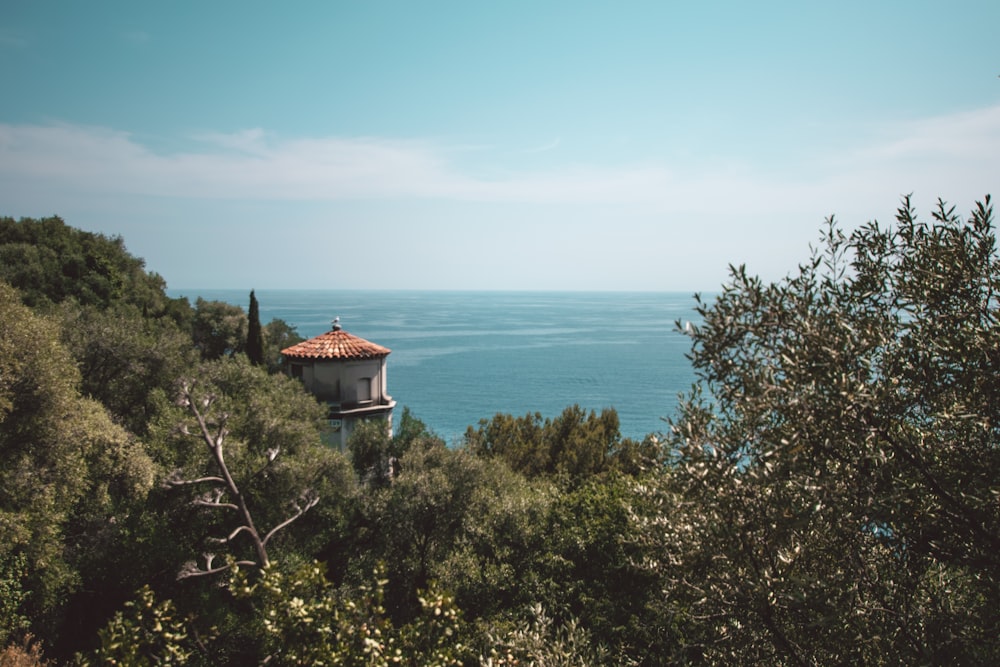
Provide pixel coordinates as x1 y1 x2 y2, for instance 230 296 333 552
281 328 391 360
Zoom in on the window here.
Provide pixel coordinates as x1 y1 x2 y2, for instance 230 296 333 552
357 377 372 403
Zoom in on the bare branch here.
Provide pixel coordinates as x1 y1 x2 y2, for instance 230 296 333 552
162 468 227 489
172 381 322 578
193 488 239 511
193 499 239 510
262 490 320 547
205 525 254 546
176 553 257 580
175 383 271 569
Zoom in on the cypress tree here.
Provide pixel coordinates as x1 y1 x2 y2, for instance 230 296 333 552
246 289 264 366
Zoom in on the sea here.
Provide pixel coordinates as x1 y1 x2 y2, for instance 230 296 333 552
167 290 704 444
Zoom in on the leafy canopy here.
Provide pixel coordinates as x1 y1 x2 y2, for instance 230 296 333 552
637 196 1000 664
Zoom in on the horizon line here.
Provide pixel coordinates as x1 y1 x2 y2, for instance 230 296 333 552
165 286 715 295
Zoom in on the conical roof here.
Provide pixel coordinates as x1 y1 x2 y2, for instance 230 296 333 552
281 324 391 361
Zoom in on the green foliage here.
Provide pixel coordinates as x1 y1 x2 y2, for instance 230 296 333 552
436 457 554 622
232 562 467 666
348 407 432 485
0 554 29 648
246 290 265 366
464 405 622 481
393 406 438 451
0 215 196 439
350 412 660 662
348 419 398 485
479 604 609 667
152 356 335 574
86 561 470 666
537 474 659 659
153 356 327 467
351 439 485 617
396 589 468 667
346 429 550 622
608 434 666 476
262 317 303 374
0 216 184 319
236 562 391 666
13 201 1000 664
57 302 198 436
85 586 208 666
112 358 353 661
638 196 1000 664
0 282 156 642
191 298 247 360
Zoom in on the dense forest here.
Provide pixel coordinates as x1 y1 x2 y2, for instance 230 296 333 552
1 199 998 665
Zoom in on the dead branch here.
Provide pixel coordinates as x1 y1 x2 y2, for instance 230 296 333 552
170 379 320 578
177 553 257 580
262 490 320 547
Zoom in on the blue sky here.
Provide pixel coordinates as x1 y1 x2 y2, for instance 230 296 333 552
2 1 998 291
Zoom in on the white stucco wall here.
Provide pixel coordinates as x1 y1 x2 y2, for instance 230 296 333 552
302 357 389 405
289 354 393 451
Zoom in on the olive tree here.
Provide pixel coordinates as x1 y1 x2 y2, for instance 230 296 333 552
635 196 1000 664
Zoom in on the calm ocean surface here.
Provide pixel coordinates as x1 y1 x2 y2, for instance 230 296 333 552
167 290 703 444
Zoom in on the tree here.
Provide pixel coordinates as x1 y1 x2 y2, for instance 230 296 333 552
262 318 303 374
0 215 187 320
536 473 661 661
636 196 1000 664
57 302 198 436
157 358 332 578
0 553 29 649
140 355 351 577
230 562 469 667
349 437 480 618
348 407 431 486
246 290 264 367
87 562 470 667
0 282 155 651
464 405 623 481
191 299 246 360
83 586 206 666
73 356 358 664
478 604 609 667
166 378 319 577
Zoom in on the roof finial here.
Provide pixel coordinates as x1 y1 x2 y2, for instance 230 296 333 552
332 316 342 331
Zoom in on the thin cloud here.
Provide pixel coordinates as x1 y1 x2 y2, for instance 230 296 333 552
194 128 270 155
824 104 1000 216
1 104 998 216
0 123 673 203
856 105 1000 161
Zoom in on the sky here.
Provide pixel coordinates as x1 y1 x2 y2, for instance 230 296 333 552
1 1 998 292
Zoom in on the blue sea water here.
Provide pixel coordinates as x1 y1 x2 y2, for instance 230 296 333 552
167 290 703 444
